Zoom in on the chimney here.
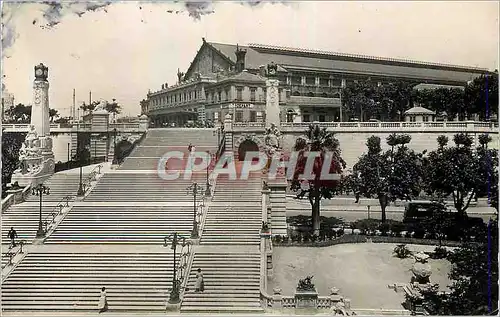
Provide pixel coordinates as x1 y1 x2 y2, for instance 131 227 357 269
259 65 267 77
235 44 247 73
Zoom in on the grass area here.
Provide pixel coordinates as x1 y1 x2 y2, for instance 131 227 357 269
268 243 452 310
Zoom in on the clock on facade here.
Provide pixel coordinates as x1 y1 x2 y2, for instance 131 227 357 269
35 68 43 77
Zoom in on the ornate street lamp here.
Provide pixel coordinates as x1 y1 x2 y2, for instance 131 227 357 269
112 128 118 164
186 182 204 239
205 151 212 197
163 232 189 304
32 184 50 238
76 141 84 196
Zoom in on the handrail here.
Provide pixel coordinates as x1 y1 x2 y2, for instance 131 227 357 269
2 240 27 269
82 164 103 194
2 194 15 213
215 130 226 161
41 196 71 233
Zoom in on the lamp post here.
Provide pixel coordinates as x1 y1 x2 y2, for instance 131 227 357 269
32 184 50 238
205 151 212 197
76 140 84 196
67 142 70 169
186 182 205 239
112 128 118 164
94 138 97 163
163 232 188 304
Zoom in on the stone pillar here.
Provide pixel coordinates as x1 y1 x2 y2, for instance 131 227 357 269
138 114 149 131
90 109 109 132
268 180 287 236
223 113 234 154
265 79 280 128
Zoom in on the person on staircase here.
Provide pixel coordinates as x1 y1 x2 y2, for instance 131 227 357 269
98 287 108 313
8 227 18 249
194 268 204 292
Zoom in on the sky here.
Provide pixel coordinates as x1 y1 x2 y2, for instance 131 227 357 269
1 0 499 118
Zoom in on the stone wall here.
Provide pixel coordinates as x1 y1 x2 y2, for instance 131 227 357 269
280 131 499 169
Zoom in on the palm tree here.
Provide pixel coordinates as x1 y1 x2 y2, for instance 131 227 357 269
105 99 121 123
289 124 346 235
80 101 99 115
49 108 59 122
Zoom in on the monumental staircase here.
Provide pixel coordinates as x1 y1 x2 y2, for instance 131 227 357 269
1 128 218 313
181 171 264 313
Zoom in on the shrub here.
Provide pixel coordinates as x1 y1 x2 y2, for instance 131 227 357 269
326 229 334 240
431 246 448 259
319 230 326 241
405 231 412 238
311 234 318 242
336 228 344 236
393 244 412 258
413 228 426 239
379 223 390 236
282 236 289 244
390 222 405 237
302 232 311 243
274 235 282 244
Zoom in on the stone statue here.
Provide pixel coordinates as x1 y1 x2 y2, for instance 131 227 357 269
297 276 316 292
267 61 278 76
411 252 432 284
264 123 281 155
95 100 106 111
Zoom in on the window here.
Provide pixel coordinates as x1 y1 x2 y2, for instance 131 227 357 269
303 114 310 122
286 110 294 123
292 77 301 85
286 90 291 99
225 89 229 101
250 111 257 122
235 110 243 122
332 79 342 86
423 116 429 122
410 116 416 122
306 77 315 85
263 88 267 101
319 114 326 122
278 88 282 102
319 78 329 86
250 88 256 102
205 92 209 100
218 91 222 102
194 90 197 99
236 87 243 101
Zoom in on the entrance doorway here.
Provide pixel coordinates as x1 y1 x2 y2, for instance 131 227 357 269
237 139 259 161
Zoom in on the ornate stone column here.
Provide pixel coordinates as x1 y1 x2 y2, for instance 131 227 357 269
265 62 281 128
11 64 55 187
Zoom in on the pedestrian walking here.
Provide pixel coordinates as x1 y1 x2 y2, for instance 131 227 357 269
8 227 18 249
194 268 204 292
98 287 108 313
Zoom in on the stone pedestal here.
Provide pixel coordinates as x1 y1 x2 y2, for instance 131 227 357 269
265 79 280 128
268 180 287 236
11 64 55 187
294 291 318 308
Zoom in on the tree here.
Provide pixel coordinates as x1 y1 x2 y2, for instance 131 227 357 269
105 98 121 122
49 108 59 122
1 132 26 195
414 87 466 120
423 133 485 217
289 124 346 235
342 79 378 121
80 101 99 114
445 219 498 315
465 73 499 121
5 103 31 123
475 134 499 210
352 134 423 222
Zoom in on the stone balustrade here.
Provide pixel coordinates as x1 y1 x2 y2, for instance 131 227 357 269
2 122 147 133
230 120 498 133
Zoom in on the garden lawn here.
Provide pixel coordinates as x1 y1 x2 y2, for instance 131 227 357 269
268 243 452 310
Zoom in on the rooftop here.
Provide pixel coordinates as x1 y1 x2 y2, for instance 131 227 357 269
205 41 490 84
